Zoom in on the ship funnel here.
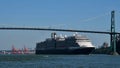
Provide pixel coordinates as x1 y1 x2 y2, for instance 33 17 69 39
64 35 67 38
51 32 57 39
73 32 79 36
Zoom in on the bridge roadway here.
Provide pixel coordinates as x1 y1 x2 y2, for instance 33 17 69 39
0 27 120 35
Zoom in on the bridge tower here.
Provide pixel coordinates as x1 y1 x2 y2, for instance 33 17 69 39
110 10 119 55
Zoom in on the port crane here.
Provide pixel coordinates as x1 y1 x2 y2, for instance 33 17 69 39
0 11 120 55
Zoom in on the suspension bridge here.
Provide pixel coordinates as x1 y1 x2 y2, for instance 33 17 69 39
0 11 120 55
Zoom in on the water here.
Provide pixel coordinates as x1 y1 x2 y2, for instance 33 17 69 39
0 54 120 68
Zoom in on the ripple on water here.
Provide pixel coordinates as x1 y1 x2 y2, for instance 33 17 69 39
0 54 120 68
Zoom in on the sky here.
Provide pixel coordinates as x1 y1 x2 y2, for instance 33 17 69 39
0 0 120 50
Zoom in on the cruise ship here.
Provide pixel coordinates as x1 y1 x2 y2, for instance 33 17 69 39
35 32 95 55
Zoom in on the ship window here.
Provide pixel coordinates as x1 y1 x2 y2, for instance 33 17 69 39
76 40 90 42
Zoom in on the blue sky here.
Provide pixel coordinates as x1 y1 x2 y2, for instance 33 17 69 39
0 0 120 50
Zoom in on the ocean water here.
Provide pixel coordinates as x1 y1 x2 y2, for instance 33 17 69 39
0 54 120 68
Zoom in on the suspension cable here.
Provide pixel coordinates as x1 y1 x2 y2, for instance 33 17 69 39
79 12 110 23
